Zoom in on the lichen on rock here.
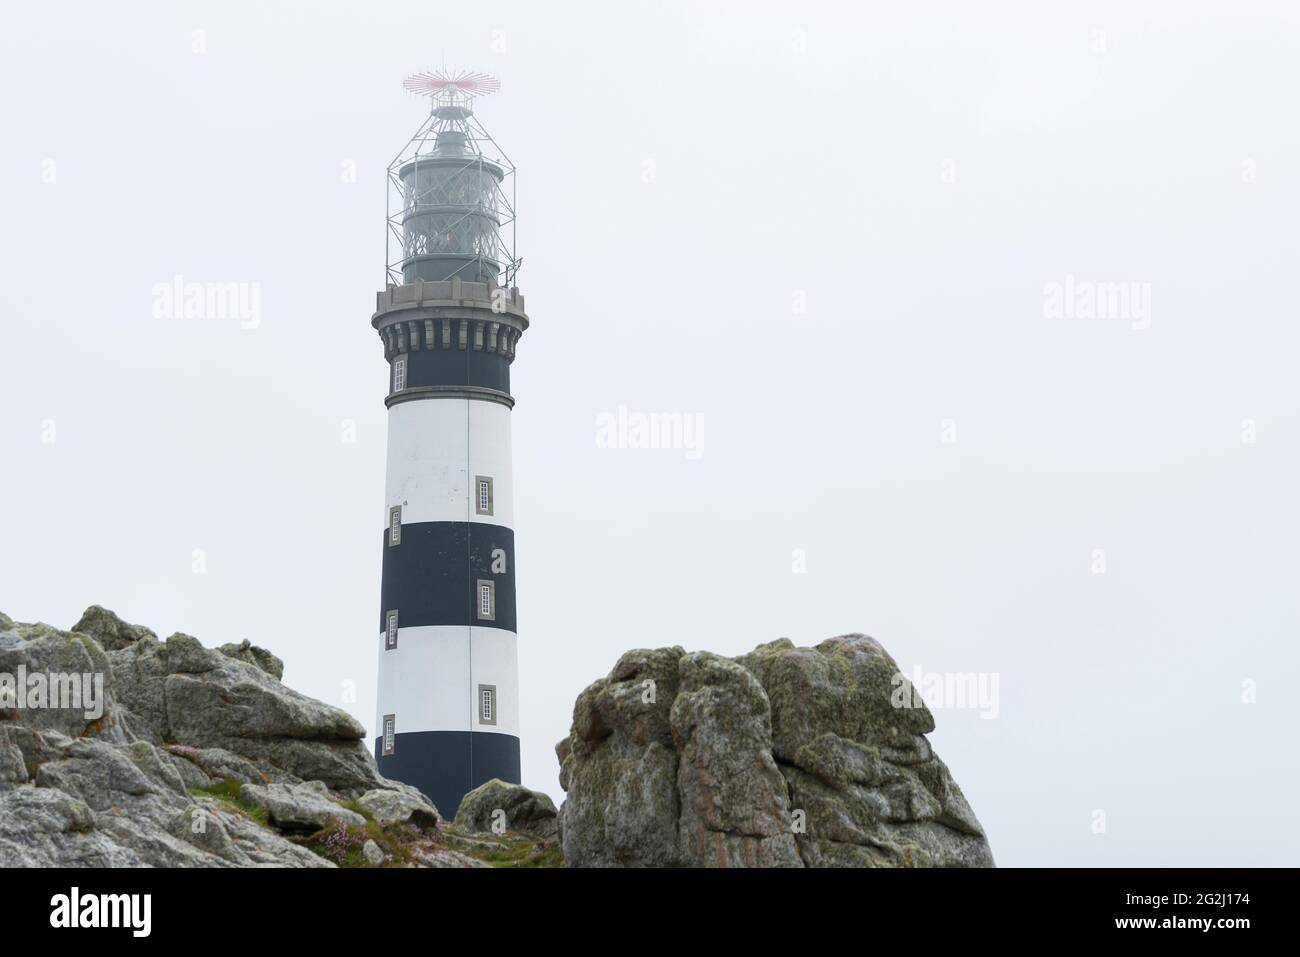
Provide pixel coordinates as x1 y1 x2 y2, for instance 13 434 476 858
556 634 995 868
453 777 558 839
0 605 482 868
215 639 284 681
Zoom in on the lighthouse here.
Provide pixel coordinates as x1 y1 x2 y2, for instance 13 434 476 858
371 71 526 817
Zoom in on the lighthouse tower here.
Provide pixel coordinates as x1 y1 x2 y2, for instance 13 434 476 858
371 71 527 817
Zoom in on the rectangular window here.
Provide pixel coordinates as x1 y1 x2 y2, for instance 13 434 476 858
478 685 497 725
388 505 402 546
476 580 496 621
475 476 494 516
385 610 398 650
393 357 407 392
382 714 396 755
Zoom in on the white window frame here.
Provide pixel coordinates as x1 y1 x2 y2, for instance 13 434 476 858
474 475 494 516
476 579 496 622
478 684 497 726
388 505 402 546
385 610 398 650
382 714 396 755
392 356 407 392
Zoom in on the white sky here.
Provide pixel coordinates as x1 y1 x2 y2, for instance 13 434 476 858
2 0 1297 866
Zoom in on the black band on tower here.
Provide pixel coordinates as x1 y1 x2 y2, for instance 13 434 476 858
379 522 516 633
375 731 521 819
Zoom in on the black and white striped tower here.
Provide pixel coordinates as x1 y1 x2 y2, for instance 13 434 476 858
372 71 527 817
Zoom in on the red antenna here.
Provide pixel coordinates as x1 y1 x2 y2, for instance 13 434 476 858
403 69 501 98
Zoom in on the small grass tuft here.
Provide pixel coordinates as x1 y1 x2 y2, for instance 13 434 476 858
441 826 563 868
188 777 269 826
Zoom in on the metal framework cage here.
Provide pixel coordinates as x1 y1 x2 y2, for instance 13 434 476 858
386 71 519 288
